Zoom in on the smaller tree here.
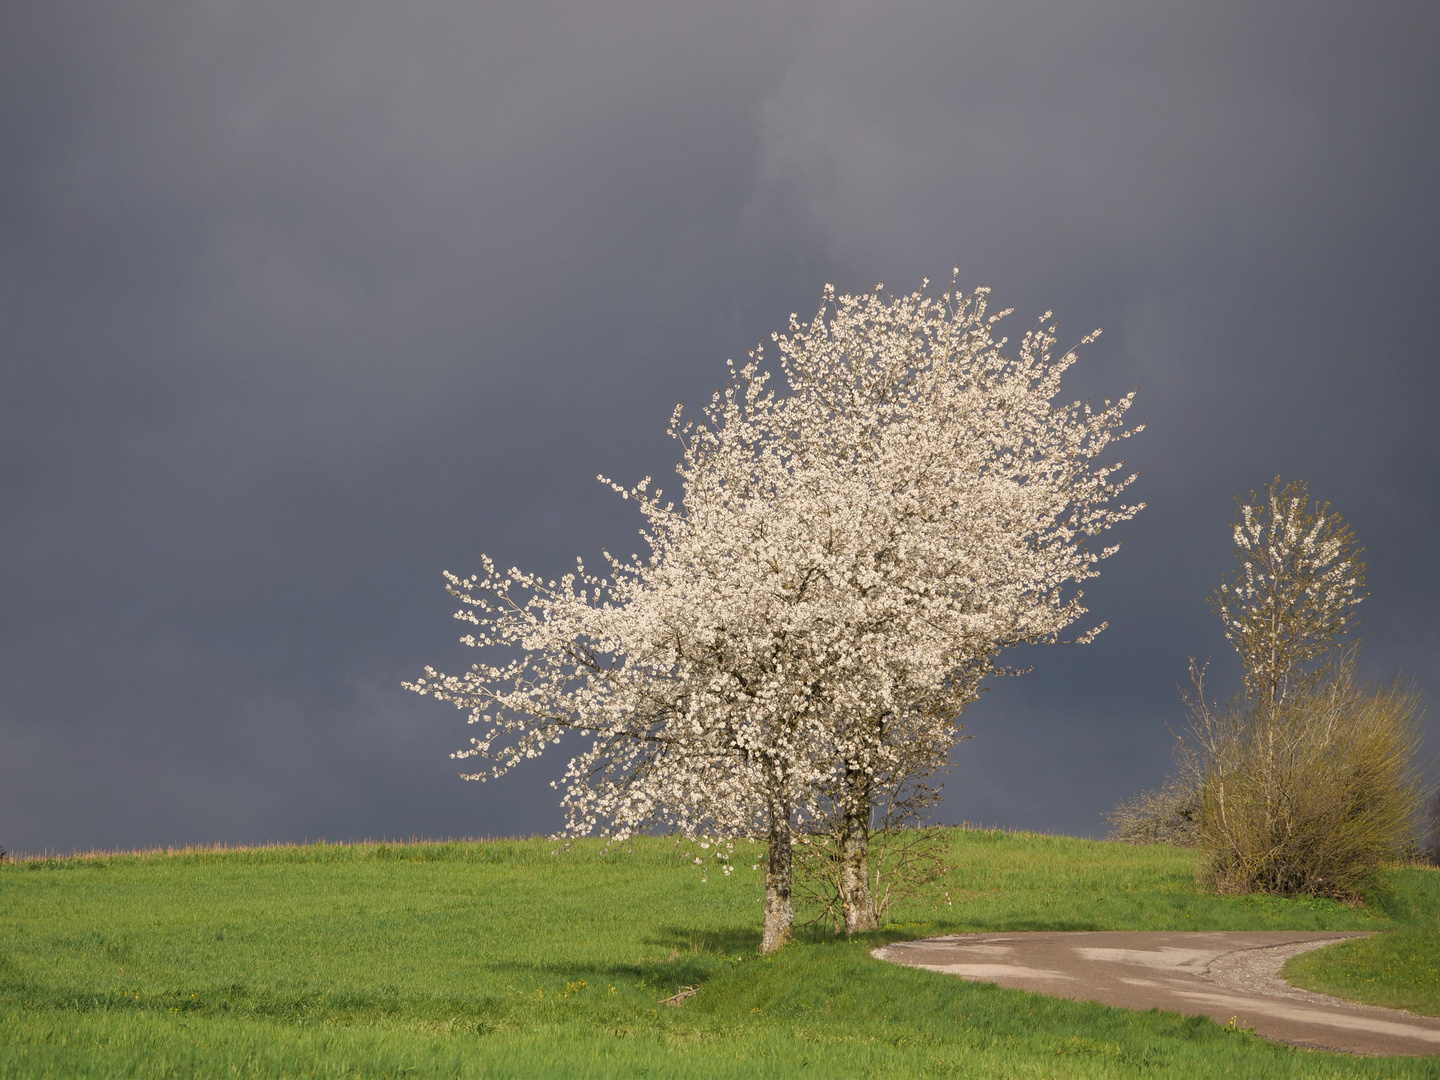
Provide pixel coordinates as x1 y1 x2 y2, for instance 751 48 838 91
1138 479 1425 898
1110 477 1395 876
1210 477 1367 708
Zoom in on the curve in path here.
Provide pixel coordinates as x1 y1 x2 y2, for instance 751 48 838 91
874 931 1440 1057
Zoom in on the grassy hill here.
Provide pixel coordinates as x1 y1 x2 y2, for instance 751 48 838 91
2 829 1437 1078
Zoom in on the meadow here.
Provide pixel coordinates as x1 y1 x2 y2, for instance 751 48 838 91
2 829 1438 1078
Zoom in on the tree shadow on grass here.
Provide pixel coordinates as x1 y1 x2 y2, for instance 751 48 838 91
858 917 1106 950
490 956 721 996
918 916 1105 933
485 924 770 996
644 925 761 955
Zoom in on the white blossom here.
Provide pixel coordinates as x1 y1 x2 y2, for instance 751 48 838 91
406 274 1144 950
1211 477 1366 707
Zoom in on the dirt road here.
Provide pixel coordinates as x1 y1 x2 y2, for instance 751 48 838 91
875 931 1440 1056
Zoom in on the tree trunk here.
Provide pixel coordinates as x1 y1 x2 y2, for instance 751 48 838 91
839 771 878 934
760 811 793 954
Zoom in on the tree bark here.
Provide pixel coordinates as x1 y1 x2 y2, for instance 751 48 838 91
760 810 793 954
839 769 879 934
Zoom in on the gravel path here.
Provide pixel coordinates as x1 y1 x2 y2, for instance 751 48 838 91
874 931 1440 1056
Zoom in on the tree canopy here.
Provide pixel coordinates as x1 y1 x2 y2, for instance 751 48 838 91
408 274 1144 949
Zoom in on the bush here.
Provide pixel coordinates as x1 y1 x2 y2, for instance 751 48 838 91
791 776 955 934
1423 790 1440 866
793 823 953 933
1185 655 1425 899
1106 777 1201 847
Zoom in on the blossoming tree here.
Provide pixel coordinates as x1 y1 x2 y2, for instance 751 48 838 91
407 274 1144 951
1210 477 1367 708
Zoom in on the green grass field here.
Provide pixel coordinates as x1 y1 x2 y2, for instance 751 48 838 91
2 830 1437 1078
1281 866 1440 1016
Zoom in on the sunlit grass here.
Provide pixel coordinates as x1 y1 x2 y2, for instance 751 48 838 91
1 830 1435 1077
1282 864 1440 1016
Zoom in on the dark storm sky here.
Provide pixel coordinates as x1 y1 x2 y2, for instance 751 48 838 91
3 2 1437 854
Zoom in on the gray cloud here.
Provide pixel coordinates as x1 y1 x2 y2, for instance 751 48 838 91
2 1 1436 852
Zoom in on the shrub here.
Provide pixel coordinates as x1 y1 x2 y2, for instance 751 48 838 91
1184 654 1425 899
1106 776 1201 847
792 777 954 933
793 824 953 933
1423 790 1440 866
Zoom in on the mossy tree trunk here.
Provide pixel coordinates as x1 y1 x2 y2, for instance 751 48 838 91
761 806 794 954
839 768 878 934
